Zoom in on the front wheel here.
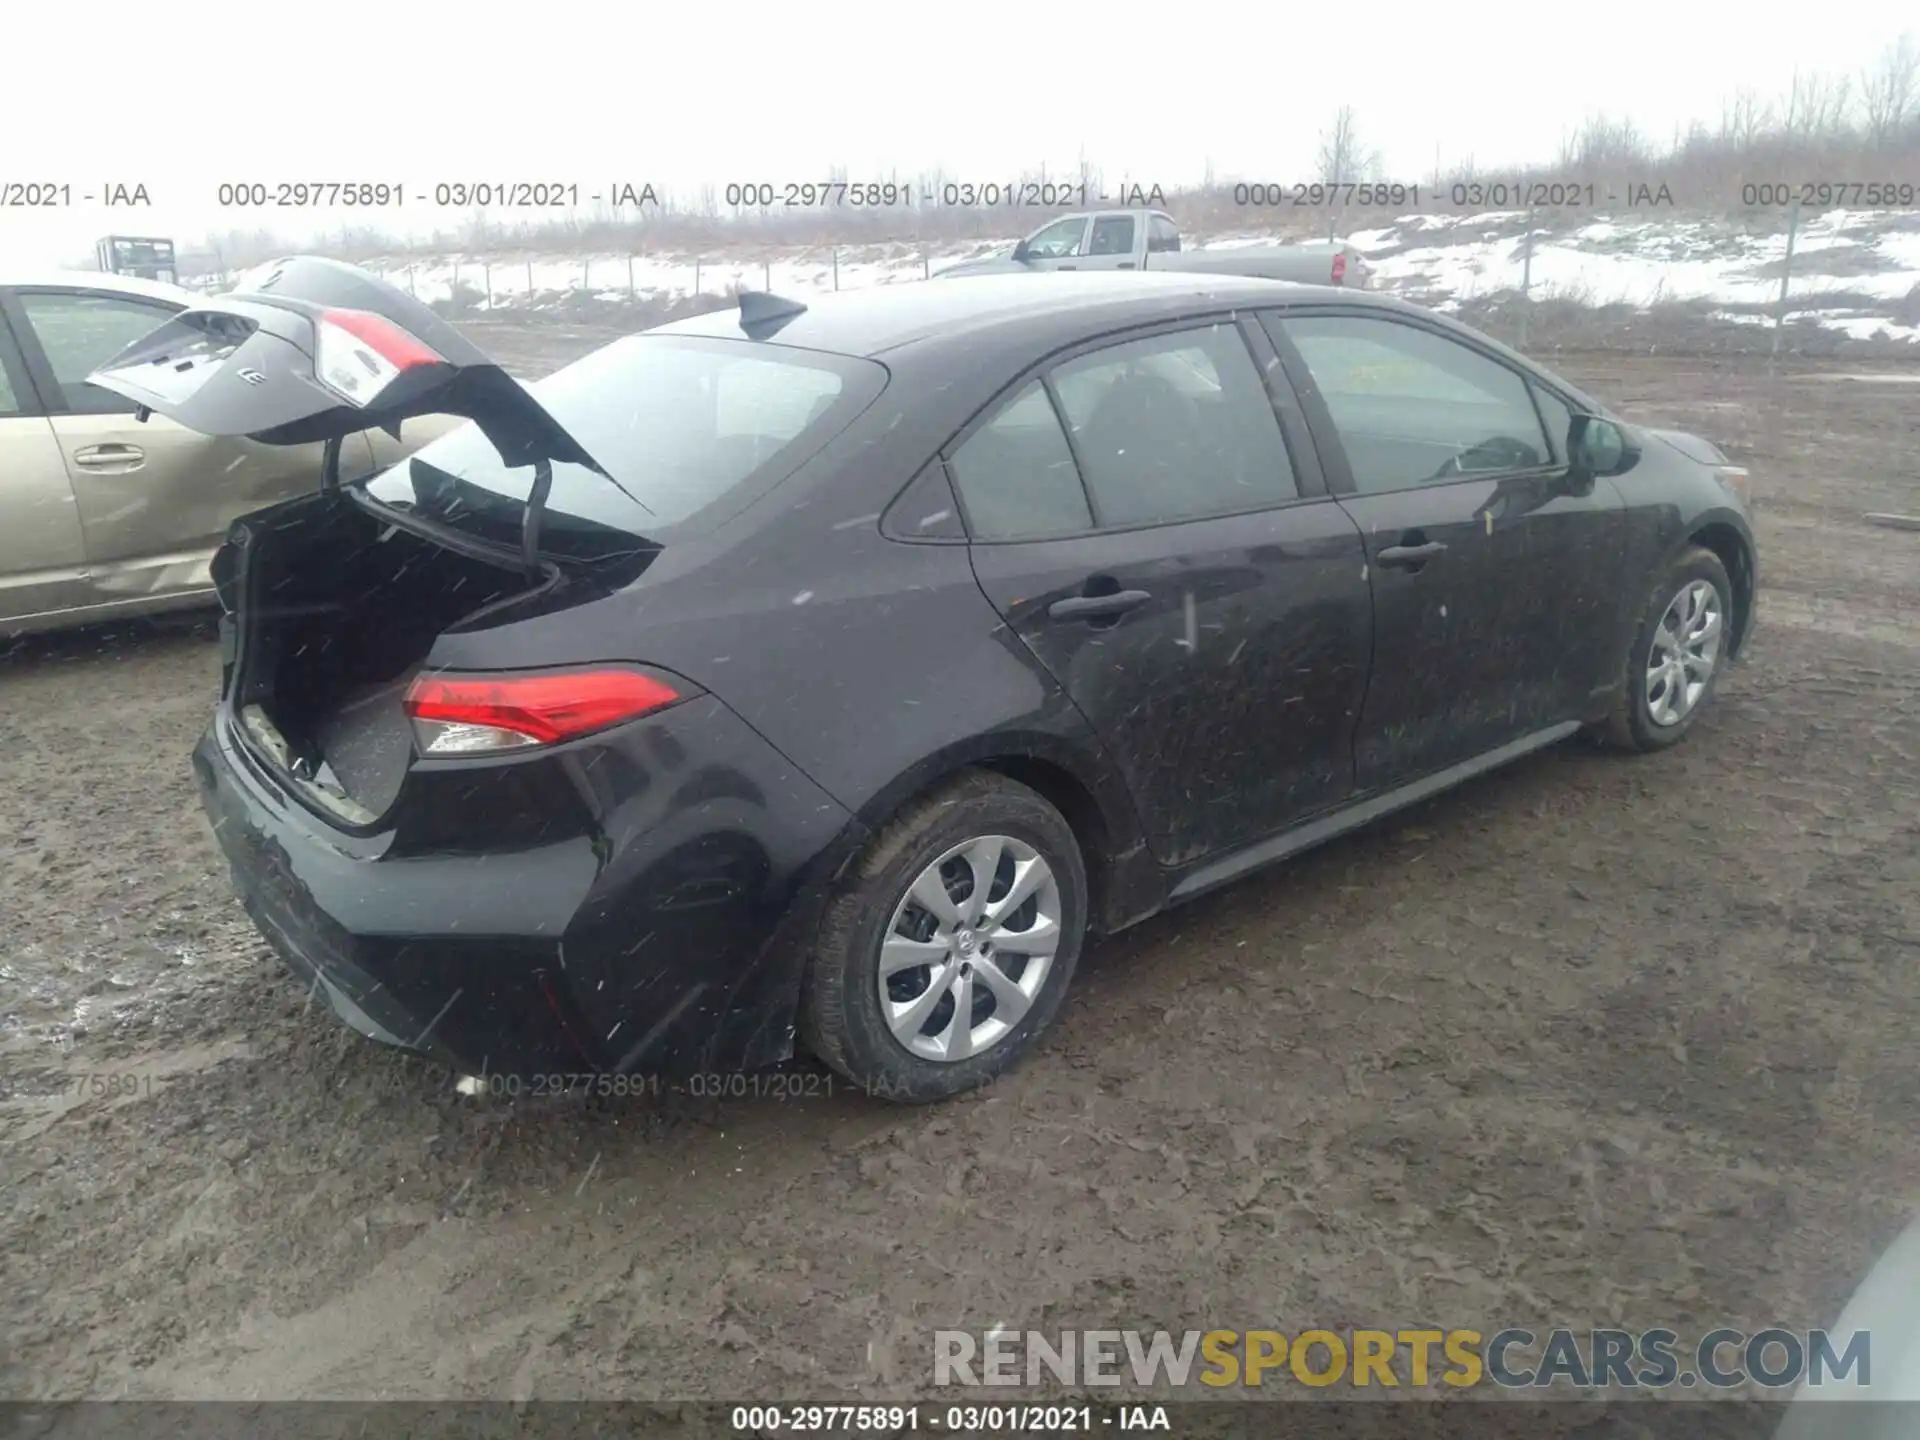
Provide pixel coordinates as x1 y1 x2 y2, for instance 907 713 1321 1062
799 772 1087 1104
1596 545 1733 752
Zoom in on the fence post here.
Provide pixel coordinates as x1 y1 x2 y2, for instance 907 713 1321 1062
1517 206 1535 351
484 262 492 310
582 256 590 291
628 254 635 298
405 264 415 297
526 259 533 297
924 253 930 280
1770 200 1802 375
764 261 771 289
833 247 840 291
449 259 458 305
694 260 701 296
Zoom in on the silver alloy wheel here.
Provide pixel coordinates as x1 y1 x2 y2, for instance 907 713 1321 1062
1645 578 1724 727
876 834 1063 1063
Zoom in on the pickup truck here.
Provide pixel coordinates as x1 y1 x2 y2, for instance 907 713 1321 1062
935 207 1371 287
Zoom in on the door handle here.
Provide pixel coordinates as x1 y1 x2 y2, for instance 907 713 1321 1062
1058 264 1077 271
1117 262 1137 270
1048 589 1151 621
74 443 145 472
1377 540 1447 569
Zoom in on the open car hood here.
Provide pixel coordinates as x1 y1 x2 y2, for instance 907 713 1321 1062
85 255 605 476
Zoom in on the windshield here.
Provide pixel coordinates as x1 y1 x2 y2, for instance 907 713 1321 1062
361 333 887 552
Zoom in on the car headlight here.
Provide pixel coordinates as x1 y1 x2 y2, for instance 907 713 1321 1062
1715 465 1752 507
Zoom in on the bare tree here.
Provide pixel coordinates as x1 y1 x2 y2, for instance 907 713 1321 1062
1557 113 1652 172
1860 32 1920 147
1076 149 1103 202
1720 88 1771 151
1315 106 1379 185
1783 69 1855 144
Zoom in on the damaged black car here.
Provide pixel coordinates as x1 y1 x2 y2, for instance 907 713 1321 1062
89 258 1758 1103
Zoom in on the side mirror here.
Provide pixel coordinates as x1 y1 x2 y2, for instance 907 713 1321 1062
1567 413 1638 482
1011 239 1033 264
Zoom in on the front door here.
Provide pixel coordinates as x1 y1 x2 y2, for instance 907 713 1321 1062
0 312 88 627
949 317 1373 867
1263 309 1628 791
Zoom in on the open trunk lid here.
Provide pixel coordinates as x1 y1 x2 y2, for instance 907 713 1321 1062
82 257 635 825
85 255 607 482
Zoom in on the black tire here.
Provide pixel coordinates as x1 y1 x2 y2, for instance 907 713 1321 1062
799 771 1087 1104
1595 545 1734 753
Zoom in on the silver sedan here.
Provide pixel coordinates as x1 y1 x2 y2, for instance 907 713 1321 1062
1 271 446 637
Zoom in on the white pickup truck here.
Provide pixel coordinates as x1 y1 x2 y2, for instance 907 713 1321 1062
936 207 1370 288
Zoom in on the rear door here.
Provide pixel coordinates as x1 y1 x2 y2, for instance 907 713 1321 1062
951 317 1373 867
1074 213 1140 271
4 285 358 605
1262 307 1629 791
0 307 89 627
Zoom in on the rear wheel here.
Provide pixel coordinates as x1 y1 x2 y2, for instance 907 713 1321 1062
1596 545 1733 752
800 772 1087 1104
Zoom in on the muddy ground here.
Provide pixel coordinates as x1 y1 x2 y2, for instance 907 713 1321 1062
2 326 1916 1404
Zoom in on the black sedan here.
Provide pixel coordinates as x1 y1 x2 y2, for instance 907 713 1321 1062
88 259 1758 1104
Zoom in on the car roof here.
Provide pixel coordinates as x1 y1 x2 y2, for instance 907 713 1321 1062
650 270 1403 360
2 270 194 304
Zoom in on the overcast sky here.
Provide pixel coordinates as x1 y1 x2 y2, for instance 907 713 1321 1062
4 0 1914 267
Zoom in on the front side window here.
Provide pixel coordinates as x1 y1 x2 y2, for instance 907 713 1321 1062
1530 384 1576 464
1048 324 1299 528
1270 314 1552 494
1024 217 1088 260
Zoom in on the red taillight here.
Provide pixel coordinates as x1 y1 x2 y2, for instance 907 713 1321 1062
1331 251 1348 285
320 308 442 369
313 308 443 408
402 668 684 755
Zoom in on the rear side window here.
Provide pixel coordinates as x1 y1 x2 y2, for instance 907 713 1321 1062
363 334 886 544
1049 323 1299 527
1087 216 1135 256
947 382 1092 541
17 291 181 415
1148 215 1181 253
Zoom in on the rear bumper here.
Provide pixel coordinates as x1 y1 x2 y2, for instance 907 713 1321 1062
193 694 862 1079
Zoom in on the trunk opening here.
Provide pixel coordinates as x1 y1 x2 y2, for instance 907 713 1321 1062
231 493 548 822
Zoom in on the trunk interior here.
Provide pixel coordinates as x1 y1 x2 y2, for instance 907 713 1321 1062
231 494 544 821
